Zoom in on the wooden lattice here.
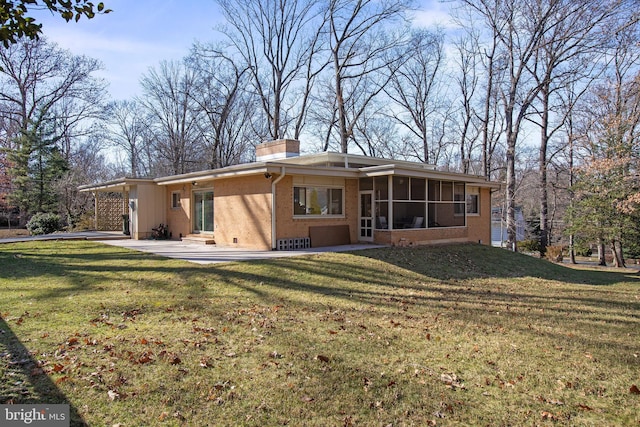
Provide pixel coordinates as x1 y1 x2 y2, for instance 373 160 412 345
96 191 129 231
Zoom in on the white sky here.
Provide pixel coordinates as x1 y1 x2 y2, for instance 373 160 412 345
32 0 455 100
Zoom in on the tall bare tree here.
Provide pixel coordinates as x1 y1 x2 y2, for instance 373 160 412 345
139 60 203 176
104 100 149 177
326 0 412 153
529 0 620 255
215 0 325 141
186 44 257 168
460 0 559 251
385 28 447 164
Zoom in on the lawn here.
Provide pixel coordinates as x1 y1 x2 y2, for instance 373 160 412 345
0 241 638 426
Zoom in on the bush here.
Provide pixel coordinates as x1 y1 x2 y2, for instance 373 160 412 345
26 212 61 235
519 239 541 253
546 245 563 263
573 242 592 257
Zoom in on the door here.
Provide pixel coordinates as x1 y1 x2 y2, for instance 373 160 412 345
359 191 373 242
193 190 214 233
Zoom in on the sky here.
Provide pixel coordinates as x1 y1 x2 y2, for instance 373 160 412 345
32 0 455 100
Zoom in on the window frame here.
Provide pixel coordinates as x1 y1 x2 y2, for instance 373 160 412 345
466 186 480 215
171 191 181 209
293 185 345 218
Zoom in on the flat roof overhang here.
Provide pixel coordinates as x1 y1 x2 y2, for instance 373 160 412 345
80 154 501 191
79 178 155 193
358 165 502 189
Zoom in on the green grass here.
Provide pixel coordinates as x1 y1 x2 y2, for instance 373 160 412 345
0 241 638 426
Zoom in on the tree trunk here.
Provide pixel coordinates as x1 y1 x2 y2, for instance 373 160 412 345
597 239 606 266
569 234 576 264
612 240 626 268
539 86 550 257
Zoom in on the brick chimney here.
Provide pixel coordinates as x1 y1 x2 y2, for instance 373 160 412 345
255 139 300 162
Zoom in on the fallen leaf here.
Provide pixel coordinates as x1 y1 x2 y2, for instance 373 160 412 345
630 384 640 394
55 376 70 384
107 390 120 401
301 396 314 402
577 403 592 411
52 363 65 373
316 355 330 363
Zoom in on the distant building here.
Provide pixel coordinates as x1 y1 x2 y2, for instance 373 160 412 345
491 206 526 247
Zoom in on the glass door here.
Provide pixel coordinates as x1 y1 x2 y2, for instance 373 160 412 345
193 190 214 233
359 191 373 242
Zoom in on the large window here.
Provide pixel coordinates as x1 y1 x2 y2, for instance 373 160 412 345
294 186 343 216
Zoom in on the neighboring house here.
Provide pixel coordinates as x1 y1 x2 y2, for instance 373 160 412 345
491 206 526 247
80 139 501 250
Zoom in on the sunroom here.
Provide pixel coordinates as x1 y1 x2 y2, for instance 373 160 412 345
357 168 493 247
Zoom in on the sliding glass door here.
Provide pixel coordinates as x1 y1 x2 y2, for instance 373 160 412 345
193 190 214 233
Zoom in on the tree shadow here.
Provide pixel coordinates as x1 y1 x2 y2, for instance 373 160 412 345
354 243 640 285
0 317 87 426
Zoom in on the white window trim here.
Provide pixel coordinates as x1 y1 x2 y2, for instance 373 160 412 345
293 185 345 218
171 191 181 209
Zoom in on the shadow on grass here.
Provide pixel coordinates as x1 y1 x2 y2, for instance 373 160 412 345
0 317 86 426
355 243 640 285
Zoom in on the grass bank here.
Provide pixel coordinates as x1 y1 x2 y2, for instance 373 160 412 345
0 242 638 426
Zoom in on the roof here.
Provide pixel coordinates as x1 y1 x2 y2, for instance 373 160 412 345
80 152 501 192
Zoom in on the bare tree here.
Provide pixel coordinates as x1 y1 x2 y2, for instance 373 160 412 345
104 100 149 177
0 38 106 147
215 0 326 141
187 44 257 168
139 60 203 176
326 0 412 153
459 0 561 251
385 28 448 164
452 32 481 173
528 0 620 255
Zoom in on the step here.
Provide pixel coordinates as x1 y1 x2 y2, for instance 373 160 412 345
181 234 216 245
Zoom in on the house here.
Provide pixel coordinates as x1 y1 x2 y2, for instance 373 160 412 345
79 139 501 250
491 206 526 247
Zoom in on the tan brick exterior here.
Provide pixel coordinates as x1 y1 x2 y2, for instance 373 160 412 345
214 175 272 249
274 176 359 245
465 187 492 245
166 183 192 239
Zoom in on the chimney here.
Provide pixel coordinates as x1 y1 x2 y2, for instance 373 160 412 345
256 139 300 162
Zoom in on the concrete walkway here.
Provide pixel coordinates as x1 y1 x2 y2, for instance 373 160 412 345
0 231 386 264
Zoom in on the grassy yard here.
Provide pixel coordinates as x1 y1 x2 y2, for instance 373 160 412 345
0 241 638 426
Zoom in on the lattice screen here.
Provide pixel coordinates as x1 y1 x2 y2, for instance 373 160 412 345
96 191 129 231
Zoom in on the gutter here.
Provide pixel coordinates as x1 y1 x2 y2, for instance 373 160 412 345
271 167 286 250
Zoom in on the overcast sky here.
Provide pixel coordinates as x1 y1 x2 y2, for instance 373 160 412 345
32 0 454 100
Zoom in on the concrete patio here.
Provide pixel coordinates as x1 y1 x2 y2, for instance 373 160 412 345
0 231 386 264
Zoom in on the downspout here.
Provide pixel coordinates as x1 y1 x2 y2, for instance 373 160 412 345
271 167 286 250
